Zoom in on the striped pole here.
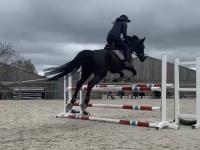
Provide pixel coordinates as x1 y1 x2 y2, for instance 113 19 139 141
74 103 160 111
81 85 161 92
131 86 161 92
83 83 173 88
63 113 157 128
67 84 173 92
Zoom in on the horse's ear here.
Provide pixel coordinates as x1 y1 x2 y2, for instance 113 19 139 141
132 35 137 39
126 35 131 40
141 37 145 43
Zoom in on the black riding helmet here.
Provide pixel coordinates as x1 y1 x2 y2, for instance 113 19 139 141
120 15 131 23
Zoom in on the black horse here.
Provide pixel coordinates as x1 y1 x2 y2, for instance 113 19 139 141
45 35 146 113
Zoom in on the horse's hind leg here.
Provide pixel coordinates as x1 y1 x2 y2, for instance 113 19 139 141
80 73 106 113
70 69 92 104
66 66 91 112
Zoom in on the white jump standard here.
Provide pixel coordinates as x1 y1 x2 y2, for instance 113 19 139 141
174 57 200 129
57 55 179 130
155 55 178 130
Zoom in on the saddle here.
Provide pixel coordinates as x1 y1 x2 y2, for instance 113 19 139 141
104 44 116 50
104 44 125 61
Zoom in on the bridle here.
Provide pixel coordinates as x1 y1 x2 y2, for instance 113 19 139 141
133 51 148 57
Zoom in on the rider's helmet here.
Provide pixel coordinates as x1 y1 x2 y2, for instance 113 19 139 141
120 15 131 23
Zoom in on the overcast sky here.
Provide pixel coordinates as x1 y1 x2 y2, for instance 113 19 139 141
0 0 200 75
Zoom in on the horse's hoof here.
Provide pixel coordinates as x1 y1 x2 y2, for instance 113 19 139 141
66 102 73 112
133 70 137 76
80 103 87 111
80 103 90 115
119 72 124 78
83 111 90 116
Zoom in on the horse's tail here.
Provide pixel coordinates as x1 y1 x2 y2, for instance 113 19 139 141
44 50 93 80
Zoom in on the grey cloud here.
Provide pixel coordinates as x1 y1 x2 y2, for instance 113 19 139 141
0 0 200 74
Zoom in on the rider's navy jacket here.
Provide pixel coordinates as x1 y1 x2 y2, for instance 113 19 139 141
107 16 128 41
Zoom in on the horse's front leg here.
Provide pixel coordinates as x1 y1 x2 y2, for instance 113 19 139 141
124 63 137 76
123 57 137 75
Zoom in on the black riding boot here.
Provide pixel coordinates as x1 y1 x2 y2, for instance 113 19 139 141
124 50 131 62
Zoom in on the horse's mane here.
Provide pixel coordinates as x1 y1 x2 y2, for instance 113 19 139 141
132 35 139 40
126 35 139 42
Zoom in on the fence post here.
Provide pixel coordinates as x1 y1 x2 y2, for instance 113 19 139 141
18 80 22 100
174 58 180 123
161 54 167 122
193 57 200 128
64 76 67 113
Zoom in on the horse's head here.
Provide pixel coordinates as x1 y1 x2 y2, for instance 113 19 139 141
126 35 146 62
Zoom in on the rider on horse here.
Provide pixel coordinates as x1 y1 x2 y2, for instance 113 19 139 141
105 15 132 63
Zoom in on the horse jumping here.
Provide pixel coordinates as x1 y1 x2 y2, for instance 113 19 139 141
45 35 146 114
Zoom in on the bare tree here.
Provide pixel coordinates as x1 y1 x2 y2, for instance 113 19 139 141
0 41 17 65
11 59 38 74
0 41 38 74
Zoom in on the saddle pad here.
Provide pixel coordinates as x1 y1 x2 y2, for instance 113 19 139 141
112 50 125 60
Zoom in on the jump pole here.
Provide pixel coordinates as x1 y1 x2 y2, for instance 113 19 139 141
81 83 173 88
63 113 158 128
73 102 160 111
81 85 161 92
